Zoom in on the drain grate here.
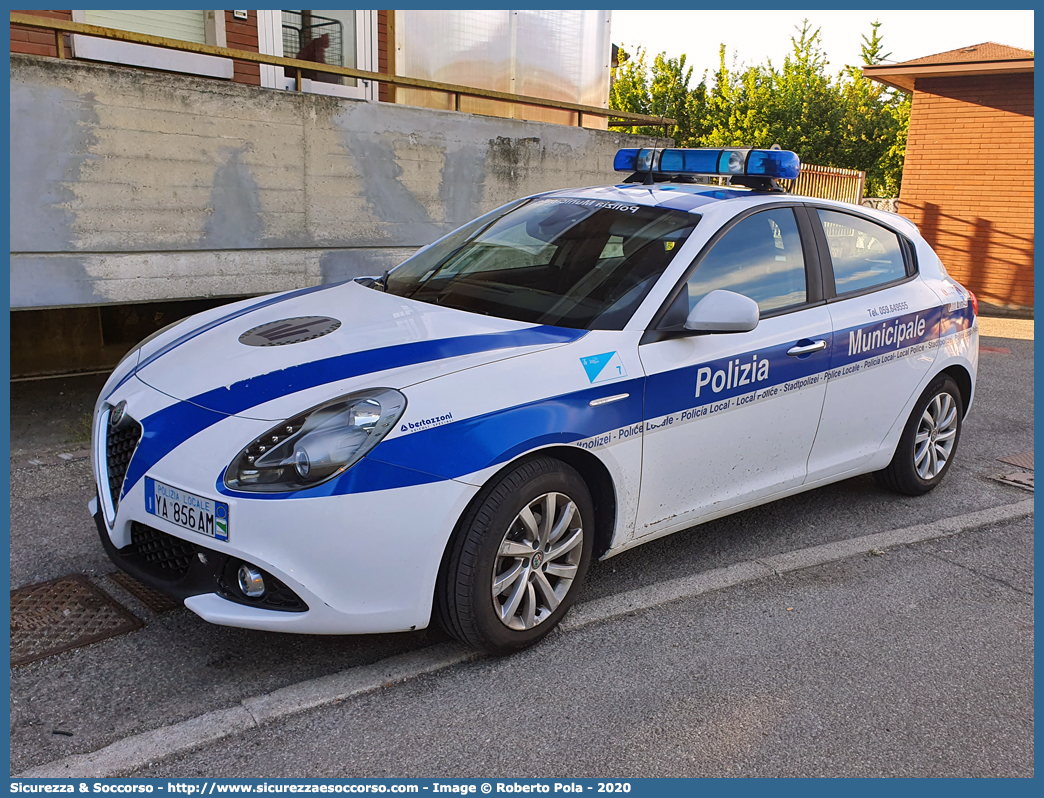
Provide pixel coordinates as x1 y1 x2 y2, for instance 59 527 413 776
993 471 1034 492
997 451 1033 471
10 575 143 666
109 570 180 614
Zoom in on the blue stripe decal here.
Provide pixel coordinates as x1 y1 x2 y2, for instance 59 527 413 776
123 400 226 501
214 378 647 500
643 305 951 421
180 326 585 417
358 306 964 492
128 303 973 501
105 282 341 400
369 379 647 479
214 455 447 500
655 188 747 212
122 325 587 496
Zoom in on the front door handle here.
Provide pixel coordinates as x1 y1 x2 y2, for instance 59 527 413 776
787 339 827 357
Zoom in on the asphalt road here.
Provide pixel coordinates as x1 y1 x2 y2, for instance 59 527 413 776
9 327 1034 776
133 516 1034 778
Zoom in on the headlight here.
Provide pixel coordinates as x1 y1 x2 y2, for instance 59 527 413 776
224 388 407 492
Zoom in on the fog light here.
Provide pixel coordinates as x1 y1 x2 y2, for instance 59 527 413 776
237 564 265 598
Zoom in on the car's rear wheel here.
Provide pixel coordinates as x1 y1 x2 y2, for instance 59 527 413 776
875 374 963 496
436 457 594 654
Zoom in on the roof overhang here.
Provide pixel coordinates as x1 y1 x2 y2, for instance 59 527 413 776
862 58 1034 93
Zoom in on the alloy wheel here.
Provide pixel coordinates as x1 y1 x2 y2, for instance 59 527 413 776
491 491 584 631
914 391 958 479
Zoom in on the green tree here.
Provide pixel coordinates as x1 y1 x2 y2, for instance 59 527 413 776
701 45 771 148
877 93 910 196
860 19 891 65
609 46 706 143
766 22 846 160
836 20 910 195
609 19 910 197
647 51 696 142
609 45 651 123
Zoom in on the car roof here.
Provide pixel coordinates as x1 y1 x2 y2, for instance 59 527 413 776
538 182 920 237
540 182 755 214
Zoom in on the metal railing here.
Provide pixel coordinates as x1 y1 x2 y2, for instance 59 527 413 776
10 12 676 129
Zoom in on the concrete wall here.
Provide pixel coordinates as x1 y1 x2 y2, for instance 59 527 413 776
11 54 662 310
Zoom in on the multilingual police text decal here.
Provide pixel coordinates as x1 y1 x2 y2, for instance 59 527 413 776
569 304 972 452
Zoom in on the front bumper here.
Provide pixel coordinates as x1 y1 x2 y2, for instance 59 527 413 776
93 508 308 611
92 380 481 635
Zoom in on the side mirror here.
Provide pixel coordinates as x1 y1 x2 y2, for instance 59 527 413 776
683 289 760 333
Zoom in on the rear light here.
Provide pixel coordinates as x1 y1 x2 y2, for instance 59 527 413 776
968 290 978 316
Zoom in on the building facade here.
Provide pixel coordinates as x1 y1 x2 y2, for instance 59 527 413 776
11 9 611 123
865 43 1034 312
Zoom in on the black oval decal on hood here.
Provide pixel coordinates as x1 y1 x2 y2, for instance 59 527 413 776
239 316 341 347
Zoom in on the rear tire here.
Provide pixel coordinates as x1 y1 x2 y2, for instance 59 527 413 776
875 374 963 496
436 457 594 654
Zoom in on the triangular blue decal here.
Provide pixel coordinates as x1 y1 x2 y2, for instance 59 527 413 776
580 352 627 384
580 353 613 382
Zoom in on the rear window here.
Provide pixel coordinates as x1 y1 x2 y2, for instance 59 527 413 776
386 198 698 330
818 209 907 294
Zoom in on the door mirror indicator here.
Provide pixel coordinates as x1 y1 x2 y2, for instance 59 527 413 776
683 290 760 333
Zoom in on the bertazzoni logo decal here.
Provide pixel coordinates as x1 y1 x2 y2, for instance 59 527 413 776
239 317 341 347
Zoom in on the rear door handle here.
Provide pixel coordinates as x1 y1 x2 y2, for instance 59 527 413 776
787 339 827 357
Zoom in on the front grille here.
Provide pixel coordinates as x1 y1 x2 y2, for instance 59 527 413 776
116 522 309 613
106 416 142 512
131 521 197 577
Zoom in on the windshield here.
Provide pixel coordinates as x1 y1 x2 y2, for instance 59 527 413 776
385 197 699 330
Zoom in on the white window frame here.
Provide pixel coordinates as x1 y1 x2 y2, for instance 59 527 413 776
70 10 234 80
256 10 378 100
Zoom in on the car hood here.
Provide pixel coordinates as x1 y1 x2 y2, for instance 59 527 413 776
134 281 585 420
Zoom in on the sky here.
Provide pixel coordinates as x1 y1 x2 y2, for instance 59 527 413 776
610 10 1035 86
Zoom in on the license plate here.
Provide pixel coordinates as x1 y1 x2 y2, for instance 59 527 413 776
144 477 229 541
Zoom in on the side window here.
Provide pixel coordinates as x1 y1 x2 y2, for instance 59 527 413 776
685 208 807 313
817 209 906 294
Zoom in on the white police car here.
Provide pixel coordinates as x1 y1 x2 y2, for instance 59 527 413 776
91 147 978 653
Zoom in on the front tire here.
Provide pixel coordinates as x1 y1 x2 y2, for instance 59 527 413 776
436 457 594 654
876 374 963 496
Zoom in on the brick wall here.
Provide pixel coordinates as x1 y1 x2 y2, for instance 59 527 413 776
225 10 260 86
898 73 1034 308
9 10 261 87
10 9 71 57
377 10 391 102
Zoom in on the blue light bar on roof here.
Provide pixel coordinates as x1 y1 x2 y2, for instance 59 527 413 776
614 147 801 180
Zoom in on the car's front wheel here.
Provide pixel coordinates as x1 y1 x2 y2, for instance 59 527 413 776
876 374 964 496
436 457 594 654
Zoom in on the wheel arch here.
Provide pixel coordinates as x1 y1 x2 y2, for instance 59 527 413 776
436 446 618 593
533 446 618 559
941 364 973 417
